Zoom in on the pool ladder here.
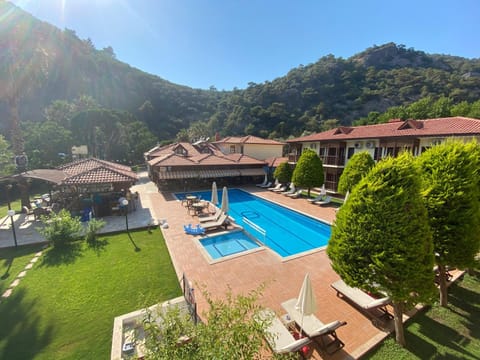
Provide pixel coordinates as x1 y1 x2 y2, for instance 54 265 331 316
242 217 267 244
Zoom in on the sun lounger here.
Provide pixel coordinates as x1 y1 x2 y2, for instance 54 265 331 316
200 213 229 232
268 183 283 191
257 309 312 355
272 185 288 193
199 208 222 223
308 194 326 203
314 196 332 206
256 178 269 187
281 184 296 195
281 298 346 354
331 279 392 326
258 181 272 188
286 189 303 198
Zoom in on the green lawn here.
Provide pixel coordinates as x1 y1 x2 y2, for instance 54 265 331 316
0 228 181 359
363 271 480 359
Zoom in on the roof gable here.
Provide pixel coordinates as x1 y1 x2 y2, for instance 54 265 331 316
397 119 423 130
333 126 353 135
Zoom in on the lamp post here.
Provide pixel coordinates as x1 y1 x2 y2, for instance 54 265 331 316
120 198 129 233
7 209 18 248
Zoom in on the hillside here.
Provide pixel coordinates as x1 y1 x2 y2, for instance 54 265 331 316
1 0 480 142
0 1 222 140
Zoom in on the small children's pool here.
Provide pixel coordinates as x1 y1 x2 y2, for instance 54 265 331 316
200 231 260 260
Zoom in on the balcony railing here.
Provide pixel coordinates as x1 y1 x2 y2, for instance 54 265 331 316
288 153 345 166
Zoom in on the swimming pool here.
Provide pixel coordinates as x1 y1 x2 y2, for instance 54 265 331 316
176 189 331 258
200 230 261 260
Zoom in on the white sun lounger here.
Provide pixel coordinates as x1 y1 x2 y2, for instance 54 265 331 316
286 189 303 198
199 208 222 223
314 196 332 206
200 213 229 232
268 183 283 191
257 309 312 355
281 184 296 195
331 279 392 325
281 298 346 354
308 194 326 203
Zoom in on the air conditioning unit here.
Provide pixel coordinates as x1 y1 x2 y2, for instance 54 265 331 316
365 141 374 149
354 142 363 149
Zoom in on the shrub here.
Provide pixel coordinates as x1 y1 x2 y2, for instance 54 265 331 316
85 218 106 244
39 209 83 247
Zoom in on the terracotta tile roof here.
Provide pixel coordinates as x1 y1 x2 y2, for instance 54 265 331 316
57 158 137 185
287 117 480 143
213 135 285 145
265 157 289 167
147 142 266 168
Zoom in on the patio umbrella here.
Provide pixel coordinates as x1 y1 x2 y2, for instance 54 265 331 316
319 184 327 196
295 273 317 337
211 181 218 205
220 186 229 213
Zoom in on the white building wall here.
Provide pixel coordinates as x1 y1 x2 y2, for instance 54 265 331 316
244 144 284 160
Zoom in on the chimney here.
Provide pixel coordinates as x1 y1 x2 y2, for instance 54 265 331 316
215 132 220 141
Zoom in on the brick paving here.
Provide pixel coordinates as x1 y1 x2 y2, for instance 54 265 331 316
148 184 392 359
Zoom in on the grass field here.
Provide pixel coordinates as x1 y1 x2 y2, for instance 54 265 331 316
363 271 480 359
0 228 181 359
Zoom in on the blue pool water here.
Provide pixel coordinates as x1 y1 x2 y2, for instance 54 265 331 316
200 231 260 260
176 189 331 258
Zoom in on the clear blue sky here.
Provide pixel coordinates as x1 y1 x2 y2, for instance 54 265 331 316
11 0 480 90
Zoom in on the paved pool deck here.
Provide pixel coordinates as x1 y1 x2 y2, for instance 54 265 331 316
150 183 394 359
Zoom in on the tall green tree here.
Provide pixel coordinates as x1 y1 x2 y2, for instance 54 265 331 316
273 162 293 184
417 140 480 306
291 149 324 197
23 121 73 168
328 153 435 347
337 151 375 195
0 135 15 177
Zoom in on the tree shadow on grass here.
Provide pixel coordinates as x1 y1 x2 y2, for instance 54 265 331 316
447 282 480 341
87 237 109 256
1 244 44 286
40 241 84 267
0 288 54 359
405 312 479 359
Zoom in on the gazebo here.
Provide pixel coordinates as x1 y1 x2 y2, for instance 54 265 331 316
10 158 138 218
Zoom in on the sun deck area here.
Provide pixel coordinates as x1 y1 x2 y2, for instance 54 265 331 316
151 184 390 359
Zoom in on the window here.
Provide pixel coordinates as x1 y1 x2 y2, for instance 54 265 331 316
230 145 235 153
347 147 355 160
309 143 317 150
328 147 337 156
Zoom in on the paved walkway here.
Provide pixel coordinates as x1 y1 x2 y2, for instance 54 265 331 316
149 184 391 359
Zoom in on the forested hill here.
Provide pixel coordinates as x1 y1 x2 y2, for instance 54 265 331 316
0 0 223 140
1 0 480 142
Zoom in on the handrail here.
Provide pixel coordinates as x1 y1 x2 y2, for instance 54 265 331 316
242 217 266 244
